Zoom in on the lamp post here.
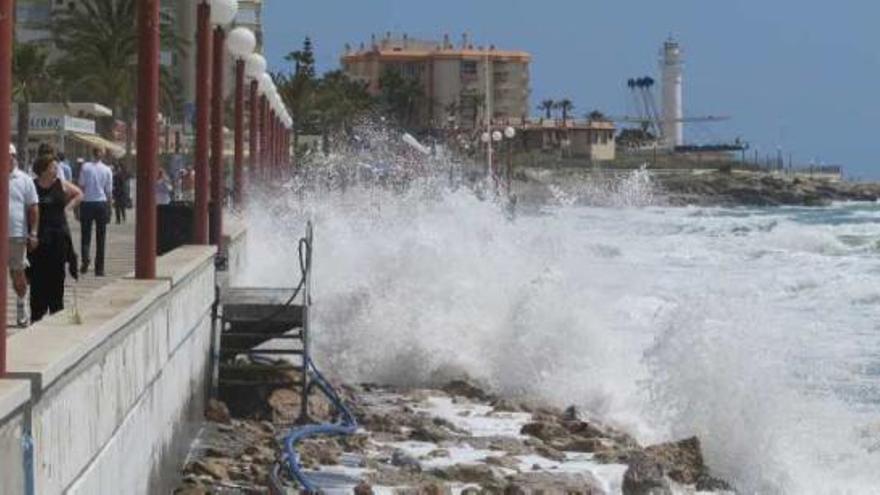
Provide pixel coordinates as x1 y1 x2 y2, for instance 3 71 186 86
194 0 213 244
134 0 160 279
209 0 237 249
0 0 13 374
227 27 256 208
258 73 272 178
245 54 265 186
503 126 516 193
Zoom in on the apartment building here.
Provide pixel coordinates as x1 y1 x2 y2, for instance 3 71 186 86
341 33 531 130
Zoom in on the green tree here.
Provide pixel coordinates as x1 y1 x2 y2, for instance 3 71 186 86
555 99 574 124
50 0 182 166
284 36 316 79
538 99 555 119
378 68 423 128
587 110 608 122
13 42 61 166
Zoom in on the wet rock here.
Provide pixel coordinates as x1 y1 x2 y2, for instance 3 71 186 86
484 455 521 471
427 448 450 458
410 421 455 442
558 436 605 453
354 481 375 495
442 379 491 401
534 443 566 462
622 452 671 495
299 438 342 467
174 486 209 495
460 488 481 495
643 436 704 485
188 460 230 482
506 472 607 495
520 421 568 443
490 398 523 413
205 399 231 424
432 463 500 484
391 449 422 471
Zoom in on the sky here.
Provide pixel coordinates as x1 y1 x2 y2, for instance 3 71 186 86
263 0 880 179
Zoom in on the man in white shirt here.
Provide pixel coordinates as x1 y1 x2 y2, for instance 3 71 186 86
77 147 113 276
8 144 39 327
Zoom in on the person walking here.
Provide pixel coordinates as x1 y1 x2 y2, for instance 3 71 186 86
112 164 130 224
27 154 82 322
155 168 172 205
8 144 39 327
56 152 73 182
77 148 112 276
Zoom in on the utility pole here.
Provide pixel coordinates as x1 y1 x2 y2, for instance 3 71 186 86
135 0 160 279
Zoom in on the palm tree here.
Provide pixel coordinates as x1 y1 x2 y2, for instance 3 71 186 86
51 0 182 166
538 99 555 119
13 42 60 167
587 110 608 122
555 99 574 125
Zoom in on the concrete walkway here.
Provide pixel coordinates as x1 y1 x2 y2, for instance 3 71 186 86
5 211 135 333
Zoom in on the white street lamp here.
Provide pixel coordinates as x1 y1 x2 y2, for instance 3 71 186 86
210 0 238 26
480 132 490 143
492 130 502 142
504 126 516 139
227 27 256 59
245 53 266 80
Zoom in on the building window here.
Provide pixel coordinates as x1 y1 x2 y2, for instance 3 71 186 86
461 61 477 76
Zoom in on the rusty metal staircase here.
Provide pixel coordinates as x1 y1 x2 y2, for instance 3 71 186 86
213 222 314 421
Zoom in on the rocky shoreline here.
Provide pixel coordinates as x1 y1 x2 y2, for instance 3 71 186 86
175 380 733 494
514 167 880 207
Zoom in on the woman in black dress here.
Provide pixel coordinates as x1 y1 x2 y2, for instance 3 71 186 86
27 154 83 322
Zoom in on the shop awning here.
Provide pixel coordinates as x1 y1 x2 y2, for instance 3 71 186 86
69 133 126 158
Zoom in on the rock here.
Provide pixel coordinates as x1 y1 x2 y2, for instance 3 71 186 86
259 421 275 434
520 421 568 443
559 436 605 453
427 448 450 458
506 472 607 495
391 449 422 471
484 455 521 471
562 420 606 439
622 452 671 495
353 481 375 495
410 421 454 442
188 460 230 482
460 488 481 495
643 436 704 485
432 463 500 484
174 486 208 495
490 398 523 413
205 399 231 424
533 444 566 463
442 379 491 401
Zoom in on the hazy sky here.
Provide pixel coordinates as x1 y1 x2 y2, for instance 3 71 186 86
263 0 880 178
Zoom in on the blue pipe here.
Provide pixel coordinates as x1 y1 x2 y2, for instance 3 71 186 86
274 356 358 493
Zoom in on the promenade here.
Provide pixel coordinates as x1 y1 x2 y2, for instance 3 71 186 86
5 214 135 333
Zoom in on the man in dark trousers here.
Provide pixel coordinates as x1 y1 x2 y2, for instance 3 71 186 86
77 148 113 276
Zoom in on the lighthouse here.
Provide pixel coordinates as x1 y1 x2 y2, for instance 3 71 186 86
661 37 684 148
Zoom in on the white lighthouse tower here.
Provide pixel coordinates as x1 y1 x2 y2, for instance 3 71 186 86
661 37 684 148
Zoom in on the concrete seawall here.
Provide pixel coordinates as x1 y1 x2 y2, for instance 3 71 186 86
0 226 247 494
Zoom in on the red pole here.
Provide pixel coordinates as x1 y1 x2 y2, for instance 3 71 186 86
268 113 274 177
0 0 13 374
135 0 159 279
259 95 268 179
194 1 211 244
248 79 257 187
233 60 244 208
209 26 225 249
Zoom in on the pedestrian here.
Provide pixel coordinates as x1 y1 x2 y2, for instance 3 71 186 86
73 157 85 182
112 164 129 224
27 154 82 322
56 152 73 182
77 147 112 276
8 143 39 327
156 168 172 205
181 167 195 202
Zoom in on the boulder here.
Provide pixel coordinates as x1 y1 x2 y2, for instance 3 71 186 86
442 379 491 401
432 463 500 485
621 452 671 495
205 399 231 424
354 481 375 495
506 472 608 495
520 421 568 443
643 436 704 485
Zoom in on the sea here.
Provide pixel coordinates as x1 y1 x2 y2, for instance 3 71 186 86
240 146 880 494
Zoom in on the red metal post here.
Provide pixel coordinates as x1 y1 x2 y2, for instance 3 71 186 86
233 60 245 207
248 80 258 186
209 27 225 248
135 0 159 279
268 113 274 176
194 1 211 244
259 95 268 178
0 0 13 374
